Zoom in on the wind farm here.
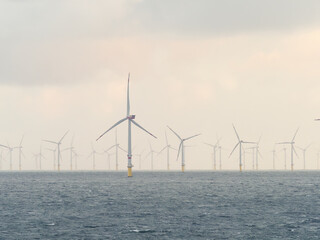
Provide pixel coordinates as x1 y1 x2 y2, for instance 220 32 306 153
3 1 320 239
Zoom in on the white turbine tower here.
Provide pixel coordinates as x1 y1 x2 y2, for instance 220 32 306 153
229 125 256 172
204 138 221 171
96 73 157 177
297 143 312 170
282 147 287 170
277 128 299 171
158 131 176 171
167 126 201 172
43 131 69 171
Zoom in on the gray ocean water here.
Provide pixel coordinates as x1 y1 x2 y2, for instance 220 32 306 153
0 171 319 239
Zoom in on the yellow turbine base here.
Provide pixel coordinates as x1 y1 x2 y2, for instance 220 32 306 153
182 166 185 172
240 165 242 172
128 167 132 177
291 165 293 171
116 165 118 171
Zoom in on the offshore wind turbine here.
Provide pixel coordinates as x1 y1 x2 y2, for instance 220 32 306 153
145 142 158 170
88 143 99 170
229 125 256 172
158 131 176 171
46 147 57 170
106 129 127 171
277 128 299 171
134 149 145 170
204 138 221 171
96 73 157 177
102 149 114 171
271 146 278 170
0 143 16 171
62 135 75 171
282 147 287 170
255 136 263 170
167 126 201 172
43 131 69 171
297 143 312 170
16 135 25 171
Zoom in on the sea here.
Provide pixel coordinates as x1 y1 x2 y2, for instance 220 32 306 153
0 171 319 239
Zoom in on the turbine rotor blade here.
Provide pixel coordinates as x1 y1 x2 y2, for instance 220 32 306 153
292 127 299 142
118 145 127 153
232 124 241 142
176 142 183 161
229 142 240 158
184 133 201 141
106 144 117 151
167 126 182 140
20 135 25 146
127 73 130 116
203 142 214 147
158 146 167 155
59 130 69 143
43 140 59 145
131 120 157 138
96 117 127 141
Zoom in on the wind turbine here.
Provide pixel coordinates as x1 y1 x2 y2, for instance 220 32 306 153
297 143 312 170
62 135 75 171
46 147 57 170
43 131 69 171
277 128 299 171
0 143 16 171
255 136 263 170
145 142 158 170
72 149 80 170
282 147 287 170
229 125 256 172
204 138 221 171
158 131 176 171
88 143 99 171
16 135 25 171
134 149 145 170
167 126 201 172
96 73 157 177
105 129 127 171
102 149 114 171
271 146 278 170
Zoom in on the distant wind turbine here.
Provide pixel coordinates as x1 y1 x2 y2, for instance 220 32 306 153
229 125 256 172
158 131 176 171
105 129 127 171
277 128 299 171
46 147 57 170
255 136 263 170
271 146 278 170
96 73 157 177
204 138 221 171
297 143 312 170
145 142 158 170
134 149 145 170
167 126 201 172
43 131 69 171
0 143 16 171
62 135 75 171
88 143 99 171
16 135 25 171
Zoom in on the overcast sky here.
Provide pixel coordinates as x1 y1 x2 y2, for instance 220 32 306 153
1 0 320 171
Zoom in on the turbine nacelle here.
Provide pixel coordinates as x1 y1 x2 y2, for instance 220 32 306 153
128 115 135 120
